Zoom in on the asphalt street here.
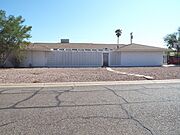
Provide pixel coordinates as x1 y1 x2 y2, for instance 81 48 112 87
0 83 180 135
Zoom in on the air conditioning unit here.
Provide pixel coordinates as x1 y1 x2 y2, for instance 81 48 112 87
61 39 69 43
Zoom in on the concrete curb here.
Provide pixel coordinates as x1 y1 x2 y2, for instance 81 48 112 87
0 79 180 88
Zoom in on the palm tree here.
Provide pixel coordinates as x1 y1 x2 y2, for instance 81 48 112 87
115 29 122 44
164 27 180 51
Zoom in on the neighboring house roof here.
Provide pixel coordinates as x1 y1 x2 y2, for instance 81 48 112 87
26 43 166 52
116 43 166 52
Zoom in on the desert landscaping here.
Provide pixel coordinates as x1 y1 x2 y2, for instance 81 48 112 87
0 67 180 83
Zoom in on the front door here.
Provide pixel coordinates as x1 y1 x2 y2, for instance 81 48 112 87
103 53 109 67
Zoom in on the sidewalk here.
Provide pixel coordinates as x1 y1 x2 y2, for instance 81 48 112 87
0 79 180 88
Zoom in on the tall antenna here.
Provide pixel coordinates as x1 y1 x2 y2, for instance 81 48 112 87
130 32 133 44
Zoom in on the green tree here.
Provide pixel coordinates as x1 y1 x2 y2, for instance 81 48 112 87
164 27 180 51
0 10 32 67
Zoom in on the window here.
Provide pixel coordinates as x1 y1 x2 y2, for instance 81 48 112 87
58 48 64 51
92 49 97 51
85 49 91 51
65 48 71 51
78 49 84 51
98 49 103 51
72 49 78 51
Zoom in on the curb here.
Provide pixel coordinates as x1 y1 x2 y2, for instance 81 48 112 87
0 79 180 88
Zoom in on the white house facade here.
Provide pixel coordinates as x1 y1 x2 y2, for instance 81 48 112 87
20 43 166 67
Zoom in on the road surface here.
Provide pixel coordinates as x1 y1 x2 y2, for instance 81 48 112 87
0 83 180 135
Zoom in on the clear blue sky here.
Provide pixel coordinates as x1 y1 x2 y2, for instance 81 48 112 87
1 0 180 47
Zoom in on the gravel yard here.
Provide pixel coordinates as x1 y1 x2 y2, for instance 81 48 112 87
0 67 179 83
112 67 180 80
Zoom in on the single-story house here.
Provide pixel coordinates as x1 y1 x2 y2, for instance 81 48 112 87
20 43 166 67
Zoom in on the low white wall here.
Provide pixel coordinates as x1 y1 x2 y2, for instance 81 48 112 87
121 51 163 66
45 51 102 67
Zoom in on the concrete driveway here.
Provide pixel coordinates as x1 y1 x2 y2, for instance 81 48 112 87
0 82 180 135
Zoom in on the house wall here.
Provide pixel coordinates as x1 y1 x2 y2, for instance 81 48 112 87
32 51 46 67
20 51 32 67
121 51 163 66
21 50 164 67
109 51 121 66
20 51 46 67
